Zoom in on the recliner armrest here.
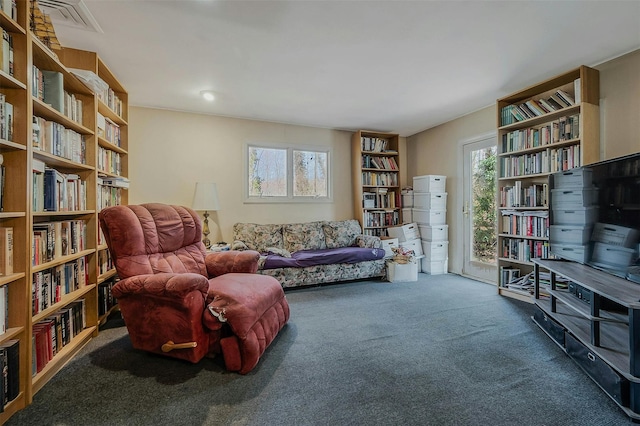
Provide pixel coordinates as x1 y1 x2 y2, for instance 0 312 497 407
111 272 209 299
205 250 260 277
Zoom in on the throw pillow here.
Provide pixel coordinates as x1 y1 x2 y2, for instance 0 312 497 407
232 223 283 253
283 222 326 253
356 235 382 249
323 220 362 248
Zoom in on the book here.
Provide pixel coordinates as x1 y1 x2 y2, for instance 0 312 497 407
0 339 18 405
1 29 9 75
556 89 575 106
41 70 64 113
574 78 581 104
0 227 13 275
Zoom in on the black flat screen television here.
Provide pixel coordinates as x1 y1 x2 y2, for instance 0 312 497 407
549 151 640 283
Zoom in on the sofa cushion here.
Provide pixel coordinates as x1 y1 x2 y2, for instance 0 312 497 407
283 221 326 252
323 220 362 249
232 223 283 253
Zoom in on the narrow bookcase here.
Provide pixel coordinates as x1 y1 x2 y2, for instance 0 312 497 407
58 47 129 327
0 2 129 421
496 66 600 302
352 130 401 237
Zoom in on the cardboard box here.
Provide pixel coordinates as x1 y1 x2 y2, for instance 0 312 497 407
387 261 418 282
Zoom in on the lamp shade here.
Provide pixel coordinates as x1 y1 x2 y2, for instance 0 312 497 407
192 182 221 211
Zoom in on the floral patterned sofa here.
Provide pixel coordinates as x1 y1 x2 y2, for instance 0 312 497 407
232 220 386 289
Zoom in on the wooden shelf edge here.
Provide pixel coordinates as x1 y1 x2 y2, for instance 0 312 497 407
32 249 96 273
31 284 97 324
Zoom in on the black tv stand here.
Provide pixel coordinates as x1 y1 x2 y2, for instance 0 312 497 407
532 258 640 422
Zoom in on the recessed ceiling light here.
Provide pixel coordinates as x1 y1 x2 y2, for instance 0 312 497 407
200 90 215 101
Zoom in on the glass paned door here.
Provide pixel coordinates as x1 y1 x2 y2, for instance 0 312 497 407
462 135 497 283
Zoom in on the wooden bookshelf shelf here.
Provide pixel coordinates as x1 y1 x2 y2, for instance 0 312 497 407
0 4 130 418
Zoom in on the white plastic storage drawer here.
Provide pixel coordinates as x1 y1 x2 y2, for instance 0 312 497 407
421 241 448 261
413 175 446 193
418 224 448 241
590 242 637 269
387 222 420 242
413 192 447 210
551 188 598 209
401 208 413 224
552 207 598 225
399 238 424 256
591 223 640 248
421 258 448 275
380 238 399 258
552 168 593 188
412 209 446 225
550 243 591 264
549 225 593 245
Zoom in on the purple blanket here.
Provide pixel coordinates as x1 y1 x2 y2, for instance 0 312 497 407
263 247 385 270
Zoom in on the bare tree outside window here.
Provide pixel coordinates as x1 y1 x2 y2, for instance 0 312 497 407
248 147 287 197
293 150 327 197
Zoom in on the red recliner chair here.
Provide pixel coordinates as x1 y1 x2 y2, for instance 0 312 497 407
99 203 290 374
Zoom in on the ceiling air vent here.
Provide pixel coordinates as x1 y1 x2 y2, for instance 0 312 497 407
37 0 103 33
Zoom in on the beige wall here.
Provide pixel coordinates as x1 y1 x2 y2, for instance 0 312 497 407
128 50 638 270
406 49 640 276
128 108 408 243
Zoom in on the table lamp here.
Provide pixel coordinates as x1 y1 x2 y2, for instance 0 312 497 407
191 182 221 249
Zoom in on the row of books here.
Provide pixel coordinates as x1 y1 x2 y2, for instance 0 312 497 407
32 220 87 266
500 182 548 208
98 278 118 317
32 299 86 377
32 116 87 164
0 94 14 142
97 112 121 147
500 144 581 178
32 258 88 315
0 1 17 21
98 146 122 176
500 79 580 126
363 190 398 209
362 155 398 170
501 114 580 153
363 210 400 228
361 171 398 187
98 87 124 119
32 161 87 213
360 137 394 153
98 249 113 276
501 237 552 263
97 184 123 211
363 227 392 237
32 67 84 124
0 339 19 412
0 227 12 276
0 28 14 77
500 210 549 238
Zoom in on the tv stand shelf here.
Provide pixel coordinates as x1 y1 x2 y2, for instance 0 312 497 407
533 258 640 421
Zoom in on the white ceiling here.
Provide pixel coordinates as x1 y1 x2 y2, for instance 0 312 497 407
49 0 640 137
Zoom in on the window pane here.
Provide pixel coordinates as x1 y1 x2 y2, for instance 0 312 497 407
293 150 328 197
248 147 287 197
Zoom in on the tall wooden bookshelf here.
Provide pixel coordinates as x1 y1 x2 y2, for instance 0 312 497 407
58 47 128 327
496 66 600 302
0 2 129 421
352 130 401 237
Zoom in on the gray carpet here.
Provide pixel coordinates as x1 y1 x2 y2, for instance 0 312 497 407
8 274 632 425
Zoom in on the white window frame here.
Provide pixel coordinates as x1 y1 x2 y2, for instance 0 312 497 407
244 142 333 203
